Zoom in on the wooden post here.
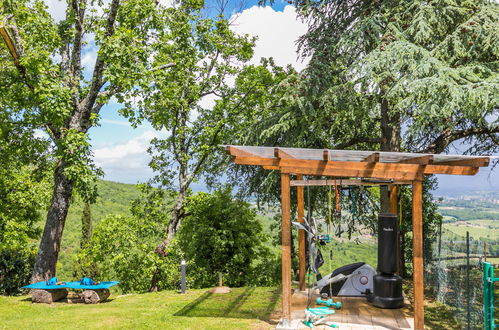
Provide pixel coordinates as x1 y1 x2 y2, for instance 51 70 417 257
389 185 398 213
281 173 292 324
390 185 399 275
412 180 424 329
297 174 306 291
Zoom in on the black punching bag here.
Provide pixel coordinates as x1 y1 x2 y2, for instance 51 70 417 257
378 213 398 274
371 213 404 309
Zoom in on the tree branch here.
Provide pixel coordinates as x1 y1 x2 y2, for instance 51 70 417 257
420 125 499 154
333 136 383 149
79 0 120 114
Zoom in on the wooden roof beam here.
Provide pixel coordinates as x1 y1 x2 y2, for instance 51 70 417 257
323 150 329 161
432 157 490 167
226 146 259 158
274 148 294 159
363 152 380 163
399 155 434 165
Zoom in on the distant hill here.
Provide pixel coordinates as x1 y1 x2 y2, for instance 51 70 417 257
57 180 141 279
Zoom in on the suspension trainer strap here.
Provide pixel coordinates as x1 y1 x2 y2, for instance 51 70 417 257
328 183 332 232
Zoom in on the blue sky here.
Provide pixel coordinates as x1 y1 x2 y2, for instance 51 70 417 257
44 0 498 195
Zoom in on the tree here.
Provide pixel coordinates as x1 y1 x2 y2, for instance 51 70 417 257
177 187 272 288
121 0 259 279
251 0 498 203
229 0 497 276
0 0 176 282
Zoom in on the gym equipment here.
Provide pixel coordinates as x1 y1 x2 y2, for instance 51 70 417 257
369 213 404 309
303 307 338 328
316 296 342 309
317 262 376 297
483 262 498 330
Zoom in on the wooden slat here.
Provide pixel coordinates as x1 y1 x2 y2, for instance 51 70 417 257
290 179 412 186
280 173 292 323
433 157 489 167
412 180 424 329
399 155 434 165
364 152 380 163
296 174 306 292
233 156 479 176
263 165 279 170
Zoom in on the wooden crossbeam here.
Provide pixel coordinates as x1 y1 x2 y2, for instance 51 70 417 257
279 165 422 181
399 155 434 165
433 157 489 167
364 152 380 163
233 156 479 176
290 179 412 186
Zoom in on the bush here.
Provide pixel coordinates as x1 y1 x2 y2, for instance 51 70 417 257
178 187 279 288
0 247 36 295
79 214 181 293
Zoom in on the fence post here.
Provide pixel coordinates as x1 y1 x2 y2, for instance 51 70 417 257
466 232 470 330
181 259 186 294
483 262 497 330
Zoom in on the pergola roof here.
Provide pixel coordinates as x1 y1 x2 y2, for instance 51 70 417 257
224 145 493 181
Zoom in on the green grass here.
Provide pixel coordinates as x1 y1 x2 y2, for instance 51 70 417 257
0 287 280 329
443 223 499 241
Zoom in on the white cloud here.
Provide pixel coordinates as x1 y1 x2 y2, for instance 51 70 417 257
230 5 309 71
93 131 159 183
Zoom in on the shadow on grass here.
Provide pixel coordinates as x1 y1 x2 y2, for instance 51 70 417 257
174 287 280 323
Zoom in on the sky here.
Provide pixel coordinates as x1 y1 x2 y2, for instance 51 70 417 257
42 0 498 195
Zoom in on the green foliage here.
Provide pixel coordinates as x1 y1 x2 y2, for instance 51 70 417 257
80 213 179 293
0 247 36 295
77 184 180 292
0 165 50 295
178 188 278 288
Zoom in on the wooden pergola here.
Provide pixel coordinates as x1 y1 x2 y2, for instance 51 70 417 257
224 145 492 330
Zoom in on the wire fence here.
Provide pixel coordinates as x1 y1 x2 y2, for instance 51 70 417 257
425 228 499 329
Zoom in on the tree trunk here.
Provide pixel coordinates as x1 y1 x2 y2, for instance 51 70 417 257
81 202 92 249
31 288 68 304
380 97 401 213
150 182 188 292
31 161 75 283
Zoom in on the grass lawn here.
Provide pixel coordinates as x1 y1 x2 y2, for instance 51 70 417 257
0 287 280 330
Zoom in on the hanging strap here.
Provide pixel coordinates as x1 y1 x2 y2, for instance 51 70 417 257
328 182 332 232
